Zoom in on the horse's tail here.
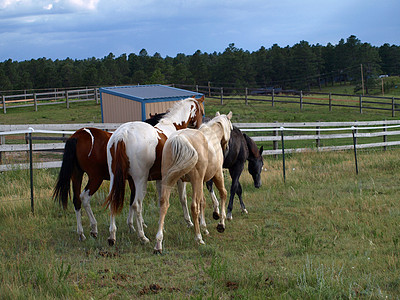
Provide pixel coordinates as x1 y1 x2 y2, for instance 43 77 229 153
163 134 198 185
52 137 78 209
105 139 129 215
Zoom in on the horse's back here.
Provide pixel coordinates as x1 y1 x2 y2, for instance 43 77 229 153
223 127 248 169
72 127 111 179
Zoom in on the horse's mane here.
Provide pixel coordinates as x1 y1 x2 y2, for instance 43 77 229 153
145 112 167 126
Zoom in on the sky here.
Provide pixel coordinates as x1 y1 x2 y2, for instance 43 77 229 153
0 0 399 62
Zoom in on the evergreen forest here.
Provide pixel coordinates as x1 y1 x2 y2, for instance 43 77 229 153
1 35 399 93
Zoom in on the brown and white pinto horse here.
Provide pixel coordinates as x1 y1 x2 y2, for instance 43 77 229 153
53 127 111 241
154 112 233 254
105 97 205 246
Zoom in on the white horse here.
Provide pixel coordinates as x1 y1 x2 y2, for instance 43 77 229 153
105 97 205 245
154 112 233 254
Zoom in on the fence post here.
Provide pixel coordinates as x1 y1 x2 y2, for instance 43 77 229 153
34 93 37 112
208 81 211 97
281 127 286 182
66 90 69 109
94 88 99 104
28 130 34 214
359 95 363 114
352 126 359 175
383 121 387 151
220 87 223 105
245 87 248 105
272 89 275 107
0 135 4 163
273 121 278 159
316 122 321 149
300 90 303 110
329 93 332 112
2 95 6 114
196 85 199 93
392 97 395 117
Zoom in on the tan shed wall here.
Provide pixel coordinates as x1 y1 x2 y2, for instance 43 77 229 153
102 94 142 123
145 100 180 118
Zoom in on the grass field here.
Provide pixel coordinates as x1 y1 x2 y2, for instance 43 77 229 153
1 87 400 298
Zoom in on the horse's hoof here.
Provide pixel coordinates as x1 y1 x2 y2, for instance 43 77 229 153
90 232 98 239
216 224 225 233
203 229 210 236
242 209 248 214
153 249 162 255
227 213 233 221
128 225 136 233
79 234 86 242
108 238 116 246
213 212 220 220
187 221 194 228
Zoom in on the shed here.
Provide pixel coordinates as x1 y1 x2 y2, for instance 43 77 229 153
99 84 203 123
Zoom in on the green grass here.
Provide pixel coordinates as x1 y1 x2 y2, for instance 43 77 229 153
1 149 400 298
1 87 400 298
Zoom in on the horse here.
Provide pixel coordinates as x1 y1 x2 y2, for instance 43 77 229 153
206 126 264 220
154 112 233 254
52 113 168 241
105 96 205 246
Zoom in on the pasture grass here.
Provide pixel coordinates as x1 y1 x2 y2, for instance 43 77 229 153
1 149 400 298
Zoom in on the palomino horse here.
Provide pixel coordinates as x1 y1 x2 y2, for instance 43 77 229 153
52 113 170 241
154 112 233 254
106 97 205 246
206 126 264 220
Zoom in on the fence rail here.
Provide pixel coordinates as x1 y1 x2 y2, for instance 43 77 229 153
2 120 400 171
1 87 100 113
174 84 400 117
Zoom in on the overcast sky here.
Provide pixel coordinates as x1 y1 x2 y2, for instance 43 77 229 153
0 0 399 62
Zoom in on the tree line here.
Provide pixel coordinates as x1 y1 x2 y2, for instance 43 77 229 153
0 35 399 93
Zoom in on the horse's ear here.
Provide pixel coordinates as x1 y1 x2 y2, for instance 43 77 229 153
259 145 264 155
227 111 233 120
197 95 205 103
215 111 220 117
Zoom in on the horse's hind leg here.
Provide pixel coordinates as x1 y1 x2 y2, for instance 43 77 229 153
177 180 194 227
71 170 85 241
131 178 150 244
212 170 228 233
206 179 220 220
127 177 137 233
236 182 248 214
81 176 103 238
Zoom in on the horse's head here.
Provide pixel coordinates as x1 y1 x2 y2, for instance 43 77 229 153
244 134 264 188
214 111 233 151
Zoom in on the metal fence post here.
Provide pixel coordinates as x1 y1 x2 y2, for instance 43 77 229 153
352 126 359 175
281 127 286 182
66 90 69 108
383 121 387 151
245 87 248 105
316 123 321 149
220 87 223 105
28 129 34 214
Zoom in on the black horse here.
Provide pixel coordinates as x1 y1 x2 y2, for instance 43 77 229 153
206 126 264 220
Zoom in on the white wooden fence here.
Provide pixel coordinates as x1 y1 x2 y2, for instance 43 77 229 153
1 120 400 172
